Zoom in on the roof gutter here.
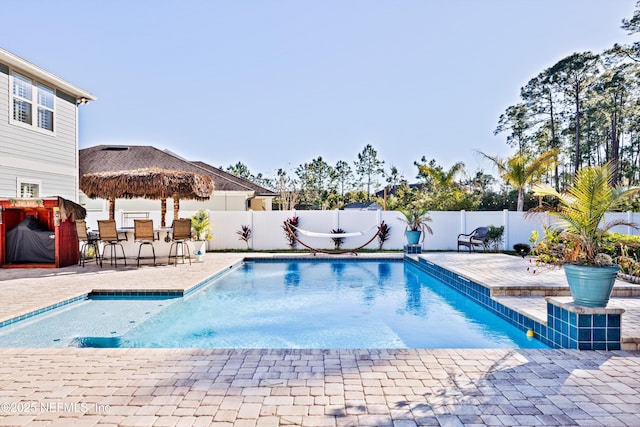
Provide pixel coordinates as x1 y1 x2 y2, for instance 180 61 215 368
0 48 96 102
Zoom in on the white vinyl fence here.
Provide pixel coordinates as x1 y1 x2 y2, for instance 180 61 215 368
84 209 640 252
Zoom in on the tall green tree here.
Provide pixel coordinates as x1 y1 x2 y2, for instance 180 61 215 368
521 70 563 189
334 160 354 207
354 144 385 200
491 4 640 192
547 52 600 175
274 168 298 210
295 157 335 209
494 104 532 155
226 161 254 180
613 0 640 62
590 55 638 184
385 165 405 191
226 161 273 189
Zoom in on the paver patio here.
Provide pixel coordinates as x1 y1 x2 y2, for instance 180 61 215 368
0 252 639 426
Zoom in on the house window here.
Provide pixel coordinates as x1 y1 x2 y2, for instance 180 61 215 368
37 83 55 131
18 181 40 198
11 72 55 132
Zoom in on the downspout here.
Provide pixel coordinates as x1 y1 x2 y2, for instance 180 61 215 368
246 192 256 210
74 100 79 202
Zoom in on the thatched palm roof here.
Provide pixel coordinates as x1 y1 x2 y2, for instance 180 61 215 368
58 197 87 221
80 168 214 201
79 145 276 195
80 168 215 225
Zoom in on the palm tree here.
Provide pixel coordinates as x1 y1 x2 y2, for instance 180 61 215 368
479 149 558 211
532 163 639 265
416 160 465 189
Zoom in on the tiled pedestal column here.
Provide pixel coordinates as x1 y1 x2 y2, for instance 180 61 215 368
546 297 624 350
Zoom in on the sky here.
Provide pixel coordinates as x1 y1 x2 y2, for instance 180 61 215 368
1 0 637 184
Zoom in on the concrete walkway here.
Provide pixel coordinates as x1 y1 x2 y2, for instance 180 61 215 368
0 253 639 426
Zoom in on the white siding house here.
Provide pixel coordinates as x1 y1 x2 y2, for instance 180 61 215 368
0 48 95 201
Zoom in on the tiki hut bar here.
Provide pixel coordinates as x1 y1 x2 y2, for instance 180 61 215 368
80 168 215 227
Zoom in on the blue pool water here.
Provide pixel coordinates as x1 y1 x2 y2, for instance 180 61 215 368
0 260 548 348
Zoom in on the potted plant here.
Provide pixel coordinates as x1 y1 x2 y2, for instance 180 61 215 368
398 207 433 245
190 209 213 261
532 163 639 307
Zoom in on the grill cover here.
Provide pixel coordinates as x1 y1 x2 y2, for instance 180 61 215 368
5 216 55 263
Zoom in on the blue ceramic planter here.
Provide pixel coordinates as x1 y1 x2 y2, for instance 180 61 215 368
563 264 619 307
405 230 422 245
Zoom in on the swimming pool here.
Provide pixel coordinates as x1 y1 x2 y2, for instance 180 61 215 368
0 260 548 348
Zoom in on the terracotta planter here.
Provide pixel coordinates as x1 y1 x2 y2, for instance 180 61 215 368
563 264 619 307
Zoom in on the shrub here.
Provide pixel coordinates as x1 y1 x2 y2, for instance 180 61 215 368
486 225 504 252
282 216 299 249
331 228 345 250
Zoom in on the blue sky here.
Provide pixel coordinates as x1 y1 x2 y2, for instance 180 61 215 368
1 1 636 183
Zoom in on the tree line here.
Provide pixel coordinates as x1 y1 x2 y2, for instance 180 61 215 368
225 3 640 212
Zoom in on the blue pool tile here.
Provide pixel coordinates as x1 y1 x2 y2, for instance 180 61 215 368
593 342 607 350
560 321 568 336
578 314 592 328
593 328 607 342
578 328 592 342
578 342 593 350
607 328 621 341
593 314 606 328
569 312 577 324
607 314 621 328
569 326 577 340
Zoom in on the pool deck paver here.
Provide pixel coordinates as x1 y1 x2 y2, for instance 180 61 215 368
0 252 639 426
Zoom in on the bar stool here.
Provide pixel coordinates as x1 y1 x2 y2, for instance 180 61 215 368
134 219 157 266
97 219 128 267
168 218 192 266
75 220 100 267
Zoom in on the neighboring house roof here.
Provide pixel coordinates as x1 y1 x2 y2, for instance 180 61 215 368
79 145 276 196
191 162 276 196
343 202 382 210
0 47 96 102
374 183 424 198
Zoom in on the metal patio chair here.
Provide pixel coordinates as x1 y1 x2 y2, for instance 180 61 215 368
457 227 490 252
